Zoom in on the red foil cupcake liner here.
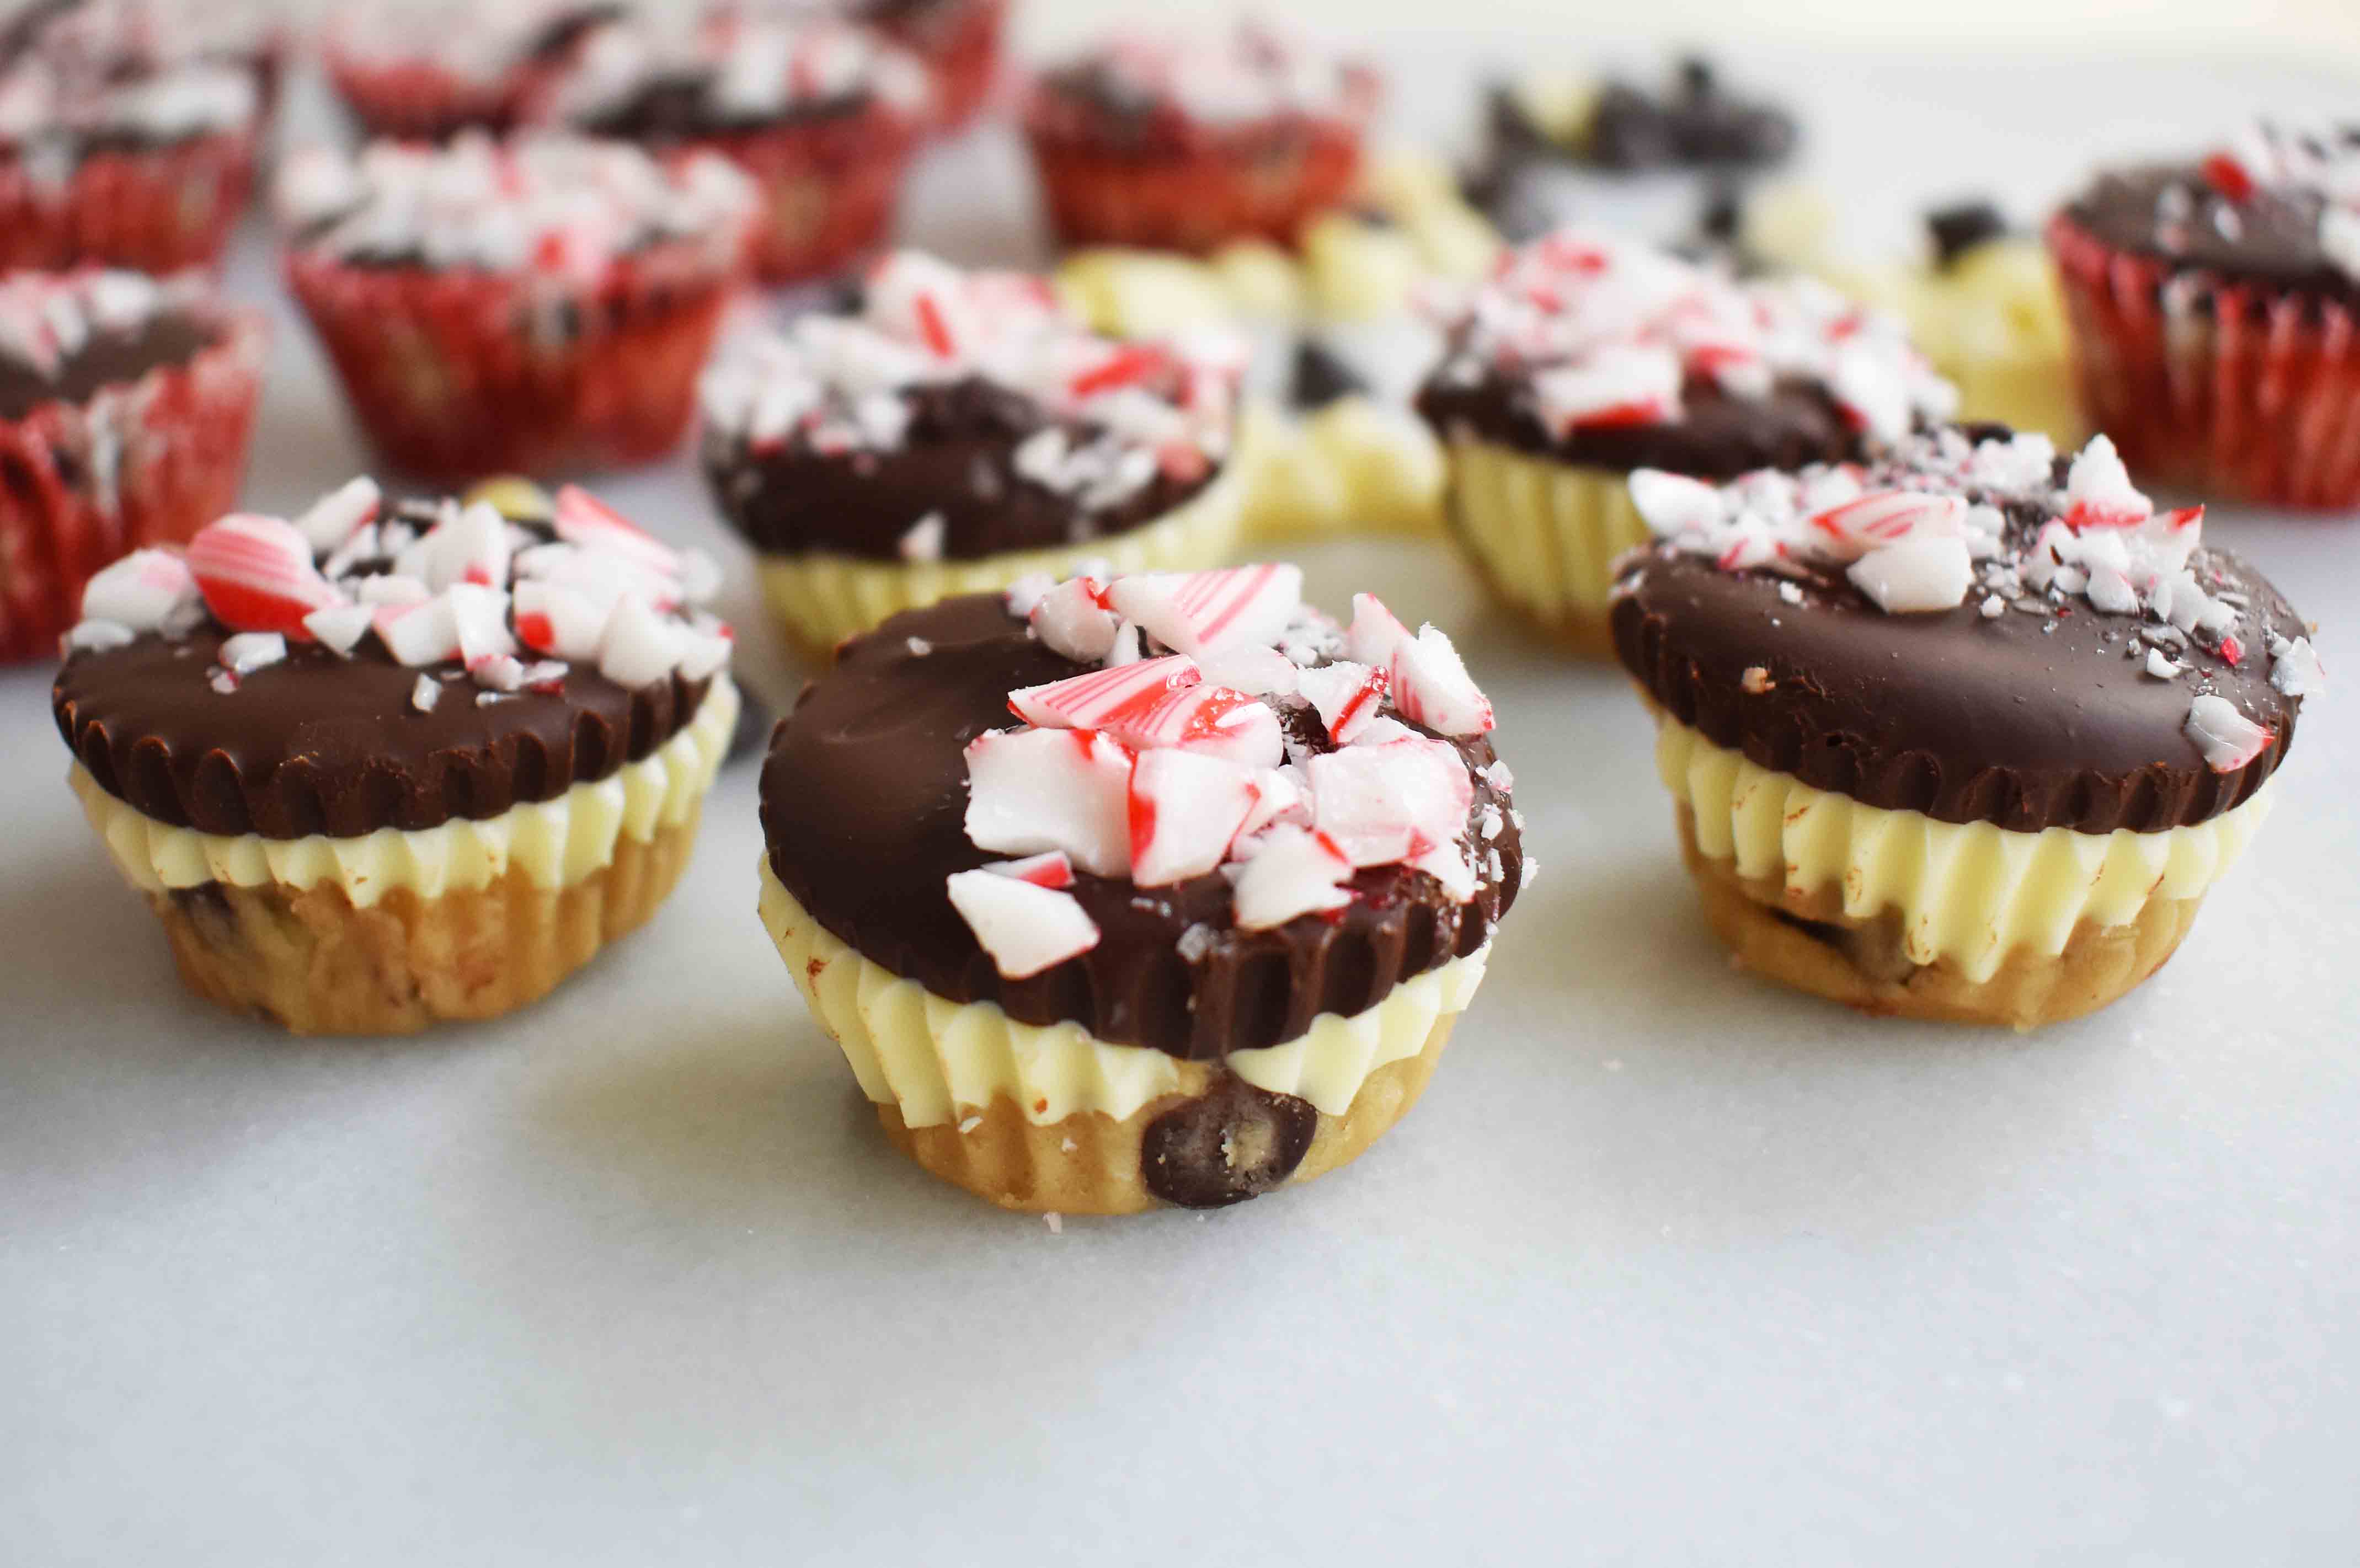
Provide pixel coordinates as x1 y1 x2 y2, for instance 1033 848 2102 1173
878 0 1009 135
2048 211 2360 509
0 308 267 662
1025 116 1365 256
286 244 743 482
0 131 259 273
693 108 922 283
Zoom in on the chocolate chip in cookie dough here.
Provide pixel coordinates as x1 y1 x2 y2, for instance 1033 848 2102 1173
1926 200 2009 269
1141 1075 1317 1208
1291 340 1370 410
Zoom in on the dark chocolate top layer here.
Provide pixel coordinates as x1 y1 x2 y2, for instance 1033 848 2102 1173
570 76 869 141
0 312 217 422
760 594 1523 1059
2062 162 2360 305
1417 365 1865 480
704 376 1224 562
1610 543 2304 834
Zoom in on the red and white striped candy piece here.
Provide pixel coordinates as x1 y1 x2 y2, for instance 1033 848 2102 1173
1295 659 1389 743
513 580 606 662
447 583 516 668
1305 737 1475 873
964 727 1134 877
1627 468 1726 537
2061 434 2153 531
302 601 376 656
292 477 382 554
944 870 1100 980
2185 693 2270 773
866 250 978 361
1829 340 1913 442
1530 345 1681 434
1028 575 1119 663
1102 683 1284 768
188 513 349 636
597 593 680 688
980 850 1075 890
1845 535 1974 614
1105 564 1302 658
1127 749 1264 887
553 485 679 579
421 500 511 591
515 542 678 618
1344 595 1494 736
1229 825 1354 930
79 548 195 631
1008 654 1199 730
1237 765 1311 839
1067 342 1173 402
374 595 460 667
1806 490 1968 561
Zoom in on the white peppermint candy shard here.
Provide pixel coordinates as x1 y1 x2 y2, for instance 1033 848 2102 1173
1408 841 1479 902
1106 564 1302 657
2062 434 2153 529
79 548 194 630
1628 469 1725 537
945 870 1100 980
355 573 429 607
412 674 442 713
1389 626 1496 736
1103 684 1283 767
597 595 680 688
2268 634 2326 698
423 501 511 592
302 601 376 655
218 631 286 675
1829 340 1911 442
1128 749 1264 886
1008 654 1199 730
553 485 679 579
898 512 944 563
1306 737 1475 871
293 476 381 554
1002 572 1055 619
513 580 606 661
374 596 460 666
980 850 1075 889
675 626 734 682
1531 344 1680 434
676 548 723 606
964 727 1134 877
1029 576 1119 663
1295 659 1389 743
1343 593 1412 670
1230 826 1354 930
2185 692 2271 773
1193 644 1299 698
66 619 132 652
1808 490 1969 560
1845 536 1974 614
447 583 516 668
1237 766 1311 838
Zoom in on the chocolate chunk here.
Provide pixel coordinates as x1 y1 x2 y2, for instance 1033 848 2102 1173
1141 1075 1317 1208
1926 201 2009 269
1291 340 1369 410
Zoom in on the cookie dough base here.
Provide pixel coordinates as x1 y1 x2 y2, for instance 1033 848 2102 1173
146 810 702 1035
1676 813 2203 1031
878 1018 1454 1216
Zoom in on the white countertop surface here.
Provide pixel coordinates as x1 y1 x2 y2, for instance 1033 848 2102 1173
5 42 2357 1566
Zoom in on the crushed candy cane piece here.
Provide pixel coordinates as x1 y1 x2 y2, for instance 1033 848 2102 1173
188 513 348 636
1230 826 1355 929
1010 655 1199 730
981 850 1076 889
293 477 382 554
946 870 1100 979
1129 750 1264 886
2185 693 2270 772
1029 576 1119 663
1296 660 1389 743
1846 536 1974 614
412 674 442 712
964 727 1135 877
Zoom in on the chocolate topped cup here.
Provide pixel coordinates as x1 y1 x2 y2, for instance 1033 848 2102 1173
757 563 1525 1213
0 269 266 663
1415 226 1955 657
321 0 625 141
56 479 739 1035
1608 425 2319 1029
1023 21 1381 256
2049 124 2360 506
700 249 1249 660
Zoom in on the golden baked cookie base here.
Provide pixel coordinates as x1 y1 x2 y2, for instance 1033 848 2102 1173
878 1019 1453 1216
1676 811 2202 1031
146 809 702 1036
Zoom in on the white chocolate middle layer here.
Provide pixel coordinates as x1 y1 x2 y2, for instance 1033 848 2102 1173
759 858 1489 1126
73 676 738 907
1657 716 2272 982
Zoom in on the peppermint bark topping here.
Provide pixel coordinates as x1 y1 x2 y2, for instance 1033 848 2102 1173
947 567 1508 978
1042 20 1377 128
276 132 756 278
551 12 931 129
65 480 732 694
1429 227 1956 442
2198 123 2360 279
1624 427 2324 773
700 250 1241 517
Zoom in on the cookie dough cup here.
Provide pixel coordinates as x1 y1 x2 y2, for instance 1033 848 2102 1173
1022 22 1380 256
1610 426 2318 1029
54 479 738 1035
701 250 1248 660
1417 228 1956 657
2049 129 2360 507
759 571 1525 1213
0 271 266 663
279 133 755 483
551 13 931 283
